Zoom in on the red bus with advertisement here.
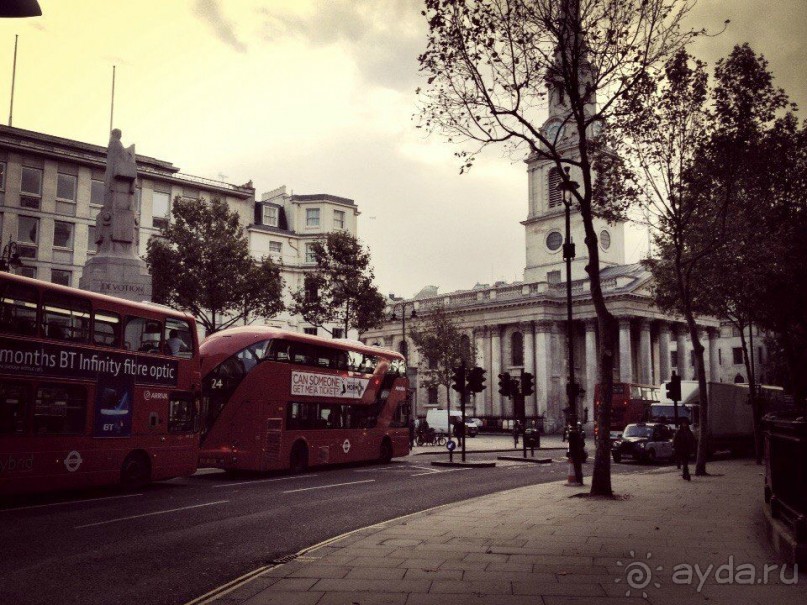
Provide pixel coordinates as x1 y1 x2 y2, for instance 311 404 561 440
198 326 410 473
593 382 660 441
0 273 201 495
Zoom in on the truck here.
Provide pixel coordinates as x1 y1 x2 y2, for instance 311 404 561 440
653 380 755 456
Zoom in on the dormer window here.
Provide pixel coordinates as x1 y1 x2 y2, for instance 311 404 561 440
263 205 279 227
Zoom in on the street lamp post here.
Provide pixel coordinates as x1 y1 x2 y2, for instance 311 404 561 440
391 300 417 415
0 240 24 273
559 168 583 485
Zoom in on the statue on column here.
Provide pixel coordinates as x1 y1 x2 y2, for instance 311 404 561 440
95 129 139 257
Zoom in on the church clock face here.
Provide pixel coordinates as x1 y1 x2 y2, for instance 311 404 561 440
545 122 565 143
600 229 611 251
546 231 563 251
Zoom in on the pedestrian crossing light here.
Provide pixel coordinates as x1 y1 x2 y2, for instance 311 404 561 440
451 365 466 393
521 372 534 396
467 366 487 393
666 371 682 402
497 372 512 397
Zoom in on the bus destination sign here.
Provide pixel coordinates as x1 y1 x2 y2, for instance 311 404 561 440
0 336 179 387
291 371 370 399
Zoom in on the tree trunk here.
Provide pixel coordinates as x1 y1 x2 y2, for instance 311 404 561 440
738 326 763 464
687 319 710 476
591 314 617 495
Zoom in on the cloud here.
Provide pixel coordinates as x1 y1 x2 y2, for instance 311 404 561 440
193 0 248 54
257 0 425 92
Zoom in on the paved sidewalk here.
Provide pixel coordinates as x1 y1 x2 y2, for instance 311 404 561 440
199 460 806 605
412 433 568 455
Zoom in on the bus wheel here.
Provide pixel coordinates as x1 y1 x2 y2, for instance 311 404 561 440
379 439 393 464
121 451 151 490
290 442 308 474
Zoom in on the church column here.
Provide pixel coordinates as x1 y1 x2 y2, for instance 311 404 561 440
708 327 720 382
658 321 671 382
675 325 688 380
639 319 652 384
522 321 536 417
619 318 633 383
534 320 552 417
491 326 502 417
550 322 564 428
474 328 486 416
584 319 598 425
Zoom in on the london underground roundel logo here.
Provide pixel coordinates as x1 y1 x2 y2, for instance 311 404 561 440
342 439 351 453
64 450 83 472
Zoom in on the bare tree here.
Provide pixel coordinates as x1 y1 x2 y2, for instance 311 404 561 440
417 0 703 495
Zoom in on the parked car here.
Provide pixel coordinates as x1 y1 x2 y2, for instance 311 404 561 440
612 422 675 464
465 418 483 437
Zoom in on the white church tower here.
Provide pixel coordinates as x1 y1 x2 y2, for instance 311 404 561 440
522 11 627 283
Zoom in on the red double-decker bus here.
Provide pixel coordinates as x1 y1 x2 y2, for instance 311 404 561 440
0 273 201 495
198 326 410 473
594 382 659 441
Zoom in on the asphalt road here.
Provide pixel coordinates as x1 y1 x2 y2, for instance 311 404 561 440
0 451 652 605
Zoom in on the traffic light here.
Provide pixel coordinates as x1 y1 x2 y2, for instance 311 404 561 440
666 371 682 402
451 365 466 393
521 372 534 396
467 366 487 393
497 372 512 397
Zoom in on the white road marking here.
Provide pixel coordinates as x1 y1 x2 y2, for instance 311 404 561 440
410 467 474 477
282 479 375 494
1 493 143 513
75 500 229 529
212 474 319 488
353 465 399 473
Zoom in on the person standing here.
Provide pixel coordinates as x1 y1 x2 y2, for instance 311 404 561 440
673 418 696 480
512 420 521 448
408 417 416 449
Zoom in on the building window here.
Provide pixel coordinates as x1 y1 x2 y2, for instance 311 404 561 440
87 225 97 254
0 162 5 191
732 347 743 365
90 179 105 206
182 186 199 200
511 332 524 366
51 269 71 287
306 208 320 227
332 328 344 339
600 229 611 251
671 350 678 368
53 221 74 249
546 231 562 252
758 347 764 364
333 210 345 229
427 386 438 404
263 206 279 227
152 191 170 228
304 277 318 303
305 243 317 264
268 241 282 255
17 215 39 259
18 266 36 279
731 326 741 338
57 173 77 200
734 373 745 384
20 167 43 209
303 327 317 335
718 349 722 366
547 167 562 208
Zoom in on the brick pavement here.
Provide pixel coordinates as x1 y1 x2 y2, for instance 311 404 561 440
198 459 805 605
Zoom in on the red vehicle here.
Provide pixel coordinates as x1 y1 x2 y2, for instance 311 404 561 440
0 273 201 495
593 382 659 441
198 326 410 473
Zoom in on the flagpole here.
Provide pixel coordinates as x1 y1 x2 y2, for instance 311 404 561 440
109 65 116 132
9 34 18 126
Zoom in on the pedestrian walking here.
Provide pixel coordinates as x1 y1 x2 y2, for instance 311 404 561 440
408 417 416 448
673 418 696 480
512 420 521 448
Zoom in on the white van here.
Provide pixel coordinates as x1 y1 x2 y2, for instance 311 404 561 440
424 409 478 437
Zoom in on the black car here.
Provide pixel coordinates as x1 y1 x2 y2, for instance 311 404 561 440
612 422 675 463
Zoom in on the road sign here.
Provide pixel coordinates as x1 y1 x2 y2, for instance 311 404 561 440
446 439 456 451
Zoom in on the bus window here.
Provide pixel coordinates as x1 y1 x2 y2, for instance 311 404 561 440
168 394 195 433
347 351 378 374
93 310 121 347
125 316 163 352
42 294 91 342
0 382 31 435
33 384 87 435
164 318 194 358
0 282 38 336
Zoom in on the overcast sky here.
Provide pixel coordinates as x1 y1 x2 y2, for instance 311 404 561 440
2 0 805 298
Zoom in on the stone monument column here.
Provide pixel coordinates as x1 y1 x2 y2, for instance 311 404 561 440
80 129 152 302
